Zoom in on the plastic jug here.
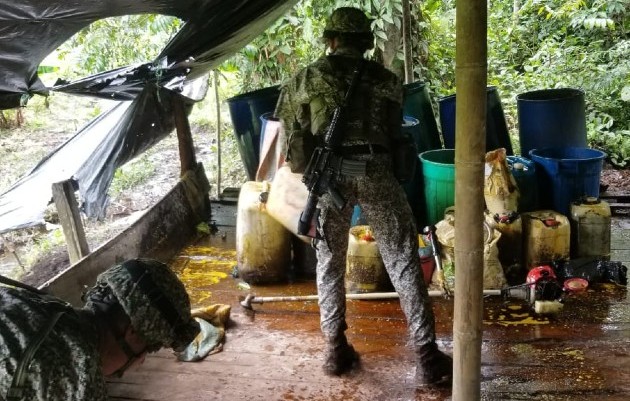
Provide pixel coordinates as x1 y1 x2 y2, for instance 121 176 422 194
236 181 291 284
522 210 570 269
345 226 389 293
485 211 524 284
570 197 611 259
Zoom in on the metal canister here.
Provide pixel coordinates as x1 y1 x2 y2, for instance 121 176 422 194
570 197 611 259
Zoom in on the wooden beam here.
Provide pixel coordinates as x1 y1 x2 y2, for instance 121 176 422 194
453 0 487 399
52 180 89 264
171 94 197 176
43 165 211 306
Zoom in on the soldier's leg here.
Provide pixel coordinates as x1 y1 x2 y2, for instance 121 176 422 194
358 155 451 385
315 194 358 375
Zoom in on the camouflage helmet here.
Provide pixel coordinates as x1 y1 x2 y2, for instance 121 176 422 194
84 258 199 352
323 7 373 35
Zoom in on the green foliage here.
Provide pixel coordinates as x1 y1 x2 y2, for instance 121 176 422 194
57 14 181 77
109 155 156 196
484 0 629 166
46 1 628 168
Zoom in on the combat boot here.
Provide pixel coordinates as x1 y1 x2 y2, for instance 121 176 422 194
415 342 453 386
322 334 360 376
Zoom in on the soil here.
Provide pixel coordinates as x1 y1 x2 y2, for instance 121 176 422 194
1 94 629 287
0 94 228 286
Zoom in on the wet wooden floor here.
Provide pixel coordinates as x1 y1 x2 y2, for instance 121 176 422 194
107 202 630 401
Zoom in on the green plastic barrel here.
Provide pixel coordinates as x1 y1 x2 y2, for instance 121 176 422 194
420 149 455 225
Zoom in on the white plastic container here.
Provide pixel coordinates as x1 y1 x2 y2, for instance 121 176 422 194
522 210 570 269
236 181 291 284
345 226 388 293
570 197 611 259
485 211 523 281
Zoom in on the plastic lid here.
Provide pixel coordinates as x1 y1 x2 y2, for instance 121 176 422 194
563 278 589 292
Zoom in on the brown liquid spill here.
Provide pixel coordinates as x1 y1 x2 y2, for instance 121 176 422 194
484 303 550 326
173 245 235 304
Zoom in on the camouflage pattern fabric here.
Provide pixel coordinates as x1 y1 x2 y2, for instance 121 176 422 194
83 258 199 353
0 287 107 401
324 7 373 33
275 49 437 348
275 47 404 171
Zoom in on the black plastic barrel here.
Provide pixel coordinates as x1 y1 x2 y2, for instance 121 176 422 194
517 88 586 158
438 86 513 154
403 81 442 151
400 116 428 229
227 86 280 180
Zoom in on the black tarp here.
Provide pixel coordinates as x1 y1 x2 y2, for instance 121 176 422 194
0 0 297 233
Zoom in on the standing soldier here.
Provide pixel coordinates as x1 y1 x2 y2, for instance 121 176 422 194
0 258 200 400
275 7 452 386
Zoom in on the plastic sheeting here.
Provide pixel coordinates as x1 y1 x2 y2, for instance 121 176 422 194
0 0 297 233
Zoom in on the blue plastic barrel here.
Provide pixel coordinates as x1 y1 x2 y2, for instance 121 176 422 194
259 112 279 152
438 86 513 154
351 205 368 226
227 86 280 180
403 81 442 151
506 156 538 212
517 88 586 158
529 147 606 216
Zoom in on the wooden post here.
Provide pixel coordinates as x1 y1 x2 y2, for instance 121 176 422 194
401 0 414 84
171 94 197 176
453 0 487 399
214 70 222 198
52 180 90 264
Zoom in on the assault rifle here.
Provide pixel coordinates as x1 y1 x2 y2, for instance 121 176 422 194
297 60 367 237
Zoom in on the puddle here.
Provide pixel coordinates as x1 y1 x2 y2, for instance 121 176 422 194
484 303 550 326
172 245 236 304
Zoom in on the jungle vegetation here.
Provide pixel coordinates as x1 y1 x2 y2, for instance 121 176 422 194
21 0 630 169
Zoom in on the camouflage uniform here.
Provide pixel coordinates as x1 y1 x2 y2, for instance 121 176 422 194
0 259 199 401
0 288 107 401
275 13 436 350
83 258 200 353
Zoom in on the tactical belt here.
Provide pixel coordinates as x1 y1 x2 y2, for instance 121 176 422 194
340 144 388 156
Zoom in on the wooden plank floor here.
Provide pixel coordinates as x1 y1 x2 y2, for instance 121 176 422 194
107 202 630 401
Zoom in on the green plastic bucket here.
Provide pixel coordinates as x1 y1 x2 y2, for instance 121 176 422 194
420 149 455 225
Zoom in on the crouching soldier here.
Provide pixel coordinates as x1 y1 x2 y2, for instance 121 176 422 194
0 258 199 401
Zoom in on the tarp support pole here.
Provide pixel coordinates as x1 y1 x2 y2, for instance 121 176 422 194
214 70 222 198
172 95 197 176
402 0 413 84
453 0 487 399
52 180 89 264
